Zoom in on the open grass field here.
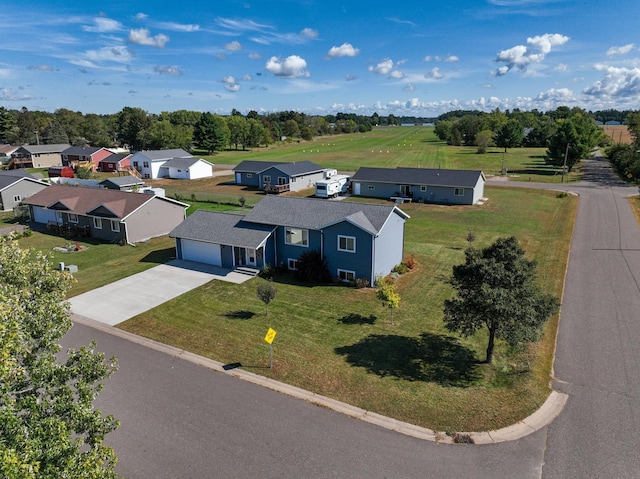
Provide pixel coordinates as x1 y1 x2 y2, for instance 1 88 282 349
118 186 577 433
602 125 633 145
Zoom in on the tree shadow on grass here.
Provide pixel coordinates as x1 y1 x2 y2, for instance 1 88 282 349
337 313 377 325
335 333 479 387
224 310 255 320
139 247 176 263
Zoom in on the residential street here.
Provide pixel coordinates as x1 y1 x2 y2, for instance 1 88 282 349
61 155 640 478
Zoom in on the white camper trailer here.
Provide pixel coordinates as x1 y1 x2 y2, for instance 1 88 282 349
315 174 351 198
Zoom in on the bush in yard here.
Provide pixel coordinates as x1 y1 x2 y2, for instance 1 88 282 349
295 250 331 283
403 256 416 270
353 277 370 289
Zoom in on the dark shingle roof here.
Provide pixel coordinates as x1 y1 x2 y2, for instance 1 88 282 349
20 144 70 154
169 210 274 248
161 157 204 168
0 169 37 180
351 167 484 188
243 195 408 235
99 153 130 163
62 146 104 156
0 175 44 190
100 177 145 188
268 161 324 177
233 160 286 173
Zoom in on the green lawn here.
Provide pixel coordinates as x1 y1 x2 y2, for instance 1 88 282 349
118 186 577 433
203 126 581 183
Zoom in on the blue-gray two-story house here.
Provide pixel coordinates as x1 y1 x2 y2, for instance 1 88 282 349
169 196 410 284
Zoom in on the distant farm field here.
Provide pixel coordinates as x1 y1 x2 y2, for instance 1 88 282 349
602 125 632 144
187 126 579 184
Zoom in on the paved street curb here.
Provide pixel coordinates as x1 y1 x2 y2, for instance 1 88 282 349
73 314 568 444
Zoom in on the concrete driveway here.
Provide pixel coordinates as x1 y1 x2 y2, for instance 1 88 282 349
69 259 254 326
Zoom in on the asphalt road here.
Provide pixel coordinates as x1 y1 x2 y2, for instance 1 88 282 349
60 156 640 478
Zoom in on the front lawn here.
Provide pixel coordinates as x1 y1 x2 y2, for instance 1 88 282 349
119 186 577 432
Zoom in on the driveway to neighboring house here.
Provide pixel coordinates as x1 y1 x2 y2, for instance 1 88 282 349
69 259 253 326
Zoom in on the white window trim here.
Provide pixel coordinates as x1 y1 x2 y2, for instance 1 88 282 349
68 213 79 223
287 258 298 271
337 269 356 282
263 175 271 184
420 185 427 192
368 185 375 190
13 195 21 202
111 220 121 232
247 173 253 178
454 188 464 196
93 217 103 229
284 227 309 247
337 235 356 253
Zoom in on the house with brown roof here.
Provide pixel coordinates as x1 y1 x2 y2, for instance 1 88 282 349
23 184 188 244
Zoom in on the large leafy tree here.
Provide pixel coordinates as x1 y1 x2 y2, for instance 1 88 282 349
546 113 603 172
194 113 230 154
227 115 249 150
117 106 152 151
0 237 119 478
443 236 559 364
494 119 524 153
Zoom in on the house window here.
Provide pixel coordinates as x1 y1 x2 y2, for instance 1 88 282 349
278 177 287 185
93 217 103 229
143 161 150 168
420 185 427 192
55 211 63 223
13 195 21 202
368 185 375 190
111 220 120 232
338 235 356 253
287 258 298 271
133 161 139 168
144 174 150 179
263 175 271 184
285 227 308 247
454 188 464 196
68 213 78 223
247 173 253 178
338 269 356 282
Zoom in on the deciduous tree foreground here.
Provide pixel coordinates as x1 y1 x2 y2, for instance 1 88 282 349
0 237 119 478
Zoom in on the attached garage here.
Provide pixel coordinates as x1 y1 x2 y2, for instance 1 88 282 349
180 239 222 266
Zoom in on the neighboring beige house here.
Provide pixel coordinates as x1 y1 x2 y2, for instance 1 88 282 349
23 184 188 244
10 144 70 169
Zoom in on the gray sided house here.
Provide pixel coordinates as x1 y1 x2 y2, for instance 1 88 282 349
233 160 327 193
351 167 486 205
0 171 48 211
170 195 409 284
23 184 188 244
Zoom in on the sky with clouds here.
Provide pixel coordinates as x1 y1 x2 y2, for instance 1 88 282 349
1 0 639 117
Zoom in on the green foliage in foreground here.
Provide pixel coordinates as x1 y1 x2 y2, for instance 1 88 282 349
0 237 119 478
444 236 560 364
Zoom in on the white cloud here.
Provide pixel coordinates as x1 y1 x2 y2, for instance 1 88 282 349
369 59 394 75
424 67 444 80
242 74 253 81
154 65 182 76
82 17 123 33
583 65 640 98
495 33 569 75
128 28 170 48
135 13 148 21
326 43 360 59
1 87 33 102
606 44 635 56
444 55 459 62
555 63 568 72
265 55 309 78
403 83 415 92
300 28 318 39
389 70 405 79
248 52 262 60
85 46 134 64
225 41 243 51
156 22 200 32
27 65 57 72
222 76 240 91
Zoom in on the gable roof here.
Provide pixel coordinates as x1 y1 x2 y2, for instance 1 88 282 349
100 177 145 188
233 160 286 173
133 149 191 161
62 145 105 156
22 184 186 219
169 210 274 249
266 160 324 177
18 144 70 155
0 145 20 156
0 169 37 180
99 153 131 164
0 175 46 191
351 167 485 188
243 195 408 235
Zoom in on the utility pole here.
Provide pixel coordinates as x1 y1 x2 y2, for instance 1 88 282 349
562 143 570 183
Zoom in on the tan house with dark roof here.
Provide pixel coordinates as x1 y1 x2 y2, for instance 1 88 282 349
23 184 188 244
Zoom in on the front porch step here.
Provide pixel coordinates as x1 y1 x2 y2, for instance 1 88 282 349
234 266 260 277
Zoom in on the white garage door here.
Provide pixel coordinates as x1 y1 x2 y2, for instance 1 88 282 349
181 239 222 266
32 207 59 224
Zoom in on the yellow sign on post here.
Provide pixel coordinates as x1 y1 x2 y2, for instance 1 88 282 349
264 327 277 345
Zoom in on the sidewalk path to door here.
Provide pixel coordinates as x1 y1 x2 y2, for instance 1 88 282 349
69 259 253 326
